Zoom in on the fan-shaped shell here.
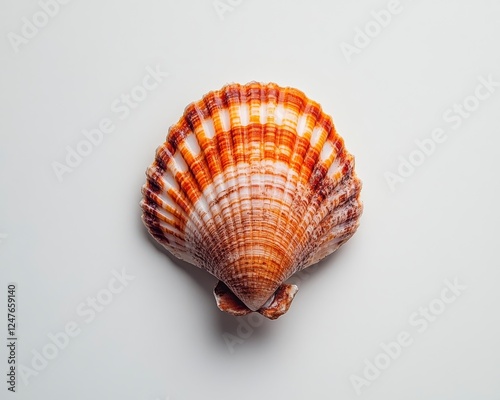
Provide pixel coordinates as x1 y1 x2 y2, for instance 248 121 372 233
141 82 362 319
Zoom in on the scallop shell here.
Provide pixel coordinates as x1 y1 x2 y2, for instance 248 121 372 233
141 82 362 319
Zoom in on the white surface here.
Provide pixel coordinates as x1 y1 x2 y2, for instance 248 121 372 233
1 1 500 399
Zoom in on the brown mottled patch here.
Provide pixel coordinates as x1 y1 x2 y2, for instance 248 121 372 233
168 123 189 150
183 103 201 132
155 145 173 172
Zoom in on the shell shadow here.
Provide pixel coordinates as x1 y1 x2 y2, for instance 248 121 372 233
140 224 258 338
140 215 350 348
139 222 240 336
139 222 218 305
210 248 352 353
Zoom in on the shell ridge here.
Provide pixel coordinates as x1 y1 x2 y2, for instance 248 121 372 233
196 89 240 276
235 84 258 284
296 102 324 186
222 83 275 306
305 205 362 266
141 204 185 247
270 110 314 272
246 84 265 276
179 112 217 230
270 89 308 277
182 101 235 272
142 171 188 226
223 84 248 279
209 86 245 280
294 167 360 270
225 83 250 267
160 122 225 271
142 158 203 255
275 106 330 273
195 96 235 256
265 88 290 283
299 175 362 268
283 132 352 272
141 192 184 235
313 195 362 261
260 84 280 283
246 84 270 298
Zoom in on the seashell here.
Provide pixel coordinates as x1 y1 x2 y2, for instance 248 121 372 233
141 82 362 319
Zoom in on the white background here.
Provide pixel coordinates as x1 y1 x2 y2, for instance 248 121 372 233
1 0 500 399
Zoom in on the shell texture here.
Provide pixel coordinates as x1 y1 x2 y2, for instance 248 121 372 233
141 82 362 319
